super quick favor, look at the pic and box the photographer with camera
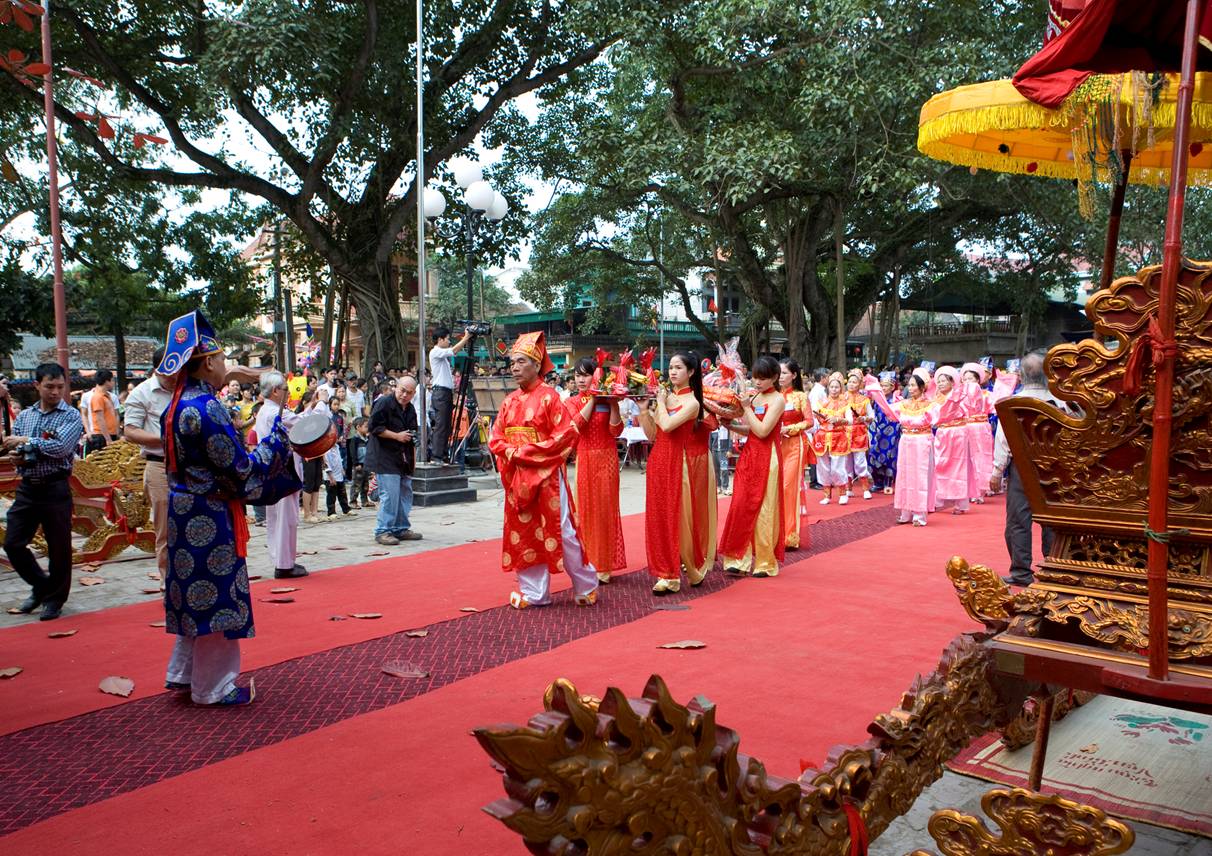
[3,363,84,621]
[427,325,472,463]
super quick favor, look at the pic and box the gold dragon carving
[0,440,155,565]
[904,788,1134,856]
[1000,260,1212,525]
[475,633,1029,855]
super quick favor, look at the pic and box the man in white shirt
[345,376,366,417]
[808,367,828,410]
[991,351,1059,587]
[255,371,306,579]
[427,325,471,463]
[122,347,173,580]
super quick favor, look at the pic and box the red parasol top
[1015,0,1212,107]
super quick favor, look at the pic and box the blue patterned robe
[868,398,901,488]
[164,377,302,639]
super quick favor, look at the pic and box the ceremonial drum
[288,412,337,460]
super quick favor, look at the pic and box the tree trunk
[319,267,337,369]
[113,325,126,390]
[334,276,350,369]
[347,263,408,375]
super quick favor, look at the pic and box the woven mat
[948,694,1212,836]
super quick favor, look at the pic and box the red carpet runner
[0,505,897,836]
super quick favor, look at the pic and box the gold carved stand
[0,440,156,566]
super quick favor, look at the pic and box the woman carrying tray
[564,356,626,584]
[639,352,717,595]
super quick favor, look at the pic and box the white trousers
[266,493,299,570]
[165,634,241,704]
[516,472,599,604]
[847,450,870,480]
[817,454,849,487]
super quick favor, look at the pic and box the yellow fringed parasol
[918,72,1212,194]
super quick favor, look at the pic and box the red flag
[708,298,718,313]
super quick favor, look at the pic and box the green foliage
[0,0,651,368]
[514,0,1212,366]
[0,254,54,356]
[427,253,515,325]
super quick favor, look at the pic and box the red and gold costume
[779,389,814,549]
[645,389,718,583]
[564,393,626,576]
[488,332,599,609]
[846,391,872,452]
[811,397,851,458]
[719,398,785,575]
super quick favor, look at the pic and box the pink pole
[40,0,69,374]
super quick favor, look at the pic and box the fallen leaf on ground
[381,661,428,679]
[261,596,295,604]
[459,607,479,613]
[79,576,105,586]
[365,551,390,557]
[0,667,22,678]
[80,562,101,571]
[329,615,347,621]
[350,612,382,619]
[141,588,161,595]
[6,607,24,615]
[47,629,78,638]
[270,586,299,594]
[99,675,135,697]
[149,621,166,628]
[404,629,429,638]
[298,550,318,555]
[328,545,348,551]
[247,575,262,580]
[1080,743,1099,753]
[146,572,160,580]
[658,640,707,649]
[651,604,691,611]
[440,521,455,525]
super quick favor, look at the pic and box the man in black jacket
[367,376,422,545]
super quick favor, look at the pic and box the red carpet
[0,494,1020,854]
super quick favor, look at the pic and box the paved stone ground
[872,770,1212,855]
[3,463,1206,853]
[0,464,651,626]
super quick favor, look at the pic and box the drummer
[158,310,302,705]
[255,371,308,579]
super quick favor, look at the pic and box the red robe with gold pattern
[564,394,627,574]
[488,379,583,574]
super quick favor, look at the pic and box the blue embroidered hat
[878,370,896,383]
[156,310,222,376]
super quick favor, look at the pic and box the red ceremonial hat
[511,331,555,375]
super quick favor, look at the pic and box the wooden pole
[1027,691,1056,792]
[1146,0,1202,681]
[834,204,845,370]
[40,2,69,374]
[1099,149,1134,291]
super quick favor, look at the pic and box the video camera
[457,320,493,337]
[16,442,38,466]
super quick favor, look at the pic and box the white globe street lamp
[487,191,508,221]
[464,180,494,211]
[452,160,483,189]
[423,187,447,219]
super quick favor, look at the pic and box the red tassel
[229,500,249,559]
[1122,317,1175,396]
[842,804,869,856]
[162,378,187,475]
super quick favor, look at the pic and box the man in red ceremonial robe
[488,332,600,609]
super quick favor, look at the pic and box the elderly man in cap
[488,332,599,609]
[157,311,301,706]
[254,370,307,578]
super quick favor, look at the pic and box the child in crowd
[347,417,373,509]
[323,436,354,519]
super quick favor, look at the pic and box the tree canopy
[0,0,652,372]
